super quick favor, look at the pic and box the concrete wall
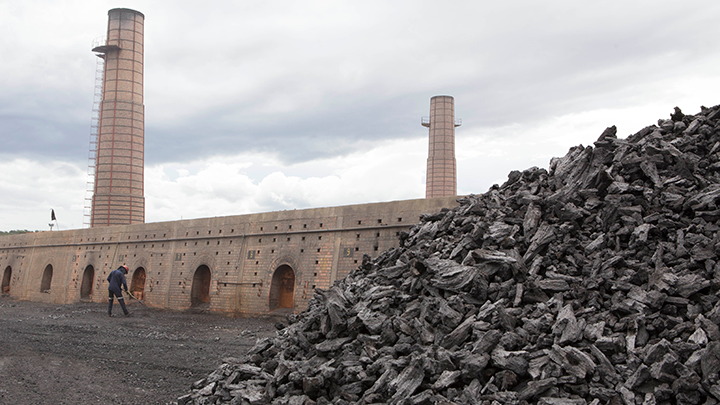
[0,197,457,315]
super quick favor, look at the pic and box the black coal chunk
[180,103,720,404]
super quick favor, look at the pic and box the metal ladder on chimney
[83,47,105,228]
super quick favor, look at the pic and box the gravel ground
[0,296,278,405]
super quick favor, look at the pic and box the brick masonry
[92,8,145,227]
[0,11,465,317]
[423,95,459,198]
[0,197,457,316]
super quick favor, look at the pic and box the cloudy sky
[1,0,719,231]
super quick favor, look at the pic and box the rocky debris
[178,104,720,404]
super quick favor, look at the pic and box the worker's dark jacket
[107,269,128,294]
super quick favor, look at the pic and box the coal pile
[178,104,720,405]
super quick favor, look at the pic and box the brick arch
[267,255,300,312]
[2,266,11,294]
[126,255,150,298]
[130,267,146,299]
[127,255,150,275]
[191,265,212,307]
[80,265,95,299]
[185,253,216,308]
[40,263,53,293]
[186,253,217,276]
[77,257,99,287]
[269,265,295,311]
[267,255,300,277]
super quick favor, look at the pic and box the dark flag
[51,209,56,221]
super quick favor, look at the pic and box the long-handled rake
[126,290,147,306]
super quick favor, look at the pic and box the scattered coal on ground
[178,104,720,405]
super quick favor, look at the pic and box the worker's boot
[108,298,113,316]
[118,296,129,316]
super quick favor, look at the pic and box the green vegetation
[0,230,36,236]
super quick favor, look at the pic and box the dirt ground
[0,296,279,405]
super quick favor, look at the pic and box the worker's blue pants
[108,290,129,316]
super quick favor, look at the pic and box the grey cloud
[145,92,432,164]
[3,1,720,169]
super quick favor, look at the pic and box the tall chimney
[91,8,145,226]
[422,95,460,198]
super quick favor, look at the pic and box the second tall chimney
[422,95,460,198]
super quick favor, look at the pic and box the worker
[107,265,130,316]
